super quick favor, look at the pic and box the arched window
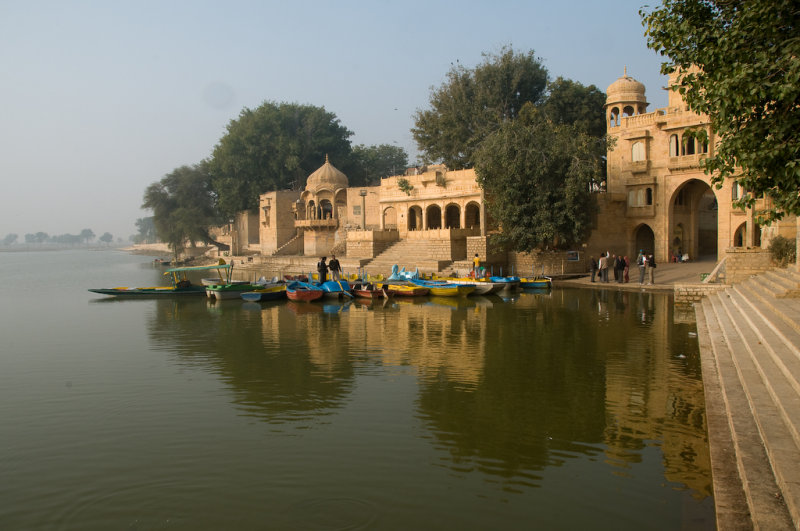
[609,107,620,128]
[669,135,679,157]
[682,136,695,156]
[623,105,635,117]
[631,141,645,162]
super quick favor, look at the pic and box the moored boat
[378,283,429,297]
[489,276,520,292]
[351,282,389,299]
[88,263,232,298]
[519,276,552,290]
[286,281,324,302]
[411,279,475,297]
[318,280,354,299]
[240,284,287,302]
[446,278,504,295]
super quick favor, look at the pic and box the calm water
[0,250,714,530]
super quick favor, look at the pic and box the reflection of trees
[146,299,354,423]
[416,290,607,483]
[416,289,711,498]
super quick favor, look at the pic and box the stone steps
[363,239,453,275]
[695,267,800,529]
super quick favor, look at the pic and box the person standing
[599,253,608,283]
[328,254,342,281]
[589,255,598,282]
[637,250,646,285]
[615,255,625,283]
[472,254,481,278]
[622,256,631,284]
[647,254,657,285]
[317,256,328,284]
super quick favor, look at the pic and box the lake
[0,249,714,529]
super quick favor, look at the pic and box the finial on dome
[624,66,627,77]
[325,153,329,164]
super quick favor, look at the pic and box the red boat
[286,281,324,302]
[352,282,389,299]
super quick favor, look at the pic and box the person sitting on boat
[328,254,342,282]
[317,257,328,283]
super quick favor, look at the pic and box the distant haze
[0,1,667,241]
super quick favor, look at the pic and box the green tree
[142,163,221,260]
[641,0,800,221]
[2,233,18,246]
[134,216,157,244]
[208,102,354,218]
[80,228,95,244]
[351,144,409,185]
[474,104,605,252]
[412,46,549,169]
[99,232,113,245]
[35,232,48,244]
[540,77,607,139]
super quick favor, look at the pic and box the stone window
[669,135,679,157]
[631,141,645,162]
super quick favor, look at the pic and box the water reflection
[144,288,710,500]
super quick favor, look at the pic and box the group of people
[316,254,342,283]
[589,250,656,285]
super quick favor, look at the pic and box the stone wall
[508,250,587,276]
[674,283,728,306]
[723,248,773,283]
[346,230,399,259]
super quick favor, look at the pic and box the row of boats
[88,264,552,301]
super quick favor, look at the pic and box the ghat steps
[362,239,454,276]
[694,267,800,530]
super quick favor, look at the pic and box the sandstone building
[221,69,794,276]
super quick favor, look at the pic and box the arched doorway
[383,206,397,230]
[444,204,460,229]
[733,222,746,247]
[670,179,718,261]
[426,205,442,230]
[634,224,655,255]
[465,202,480,229]
[407,206,422,231]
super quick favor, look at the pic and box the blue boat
[318,280,354,299]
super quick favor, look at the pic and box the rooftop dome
[606,68,647,105]
[305,155,349,193]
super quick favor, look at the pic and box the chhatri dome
[305,154,349,193]
[606,67,647,107]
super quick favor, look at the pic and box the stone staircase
[694,267,800,530]
[362,239,454,276]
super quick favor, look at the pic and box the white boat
[445,278,505,295]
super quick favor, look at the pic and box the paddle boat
[351,282,389,299]
[519,276,552,290]
[378,283,430,297]
[410,279,475,297]
[489,276,520,292]
[318,280,354,300]
[88,264,231,297]
[240,284,287,302]
[286,281,324,302]
[445,278,505,295]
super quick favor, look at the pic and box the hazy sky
[1,0,669,241]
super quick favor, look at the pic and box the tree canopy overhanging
[641,0,800,221]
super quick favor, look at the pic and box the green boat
[89,264,233,297]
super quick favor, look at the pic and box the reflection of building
[587,69,796,264]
